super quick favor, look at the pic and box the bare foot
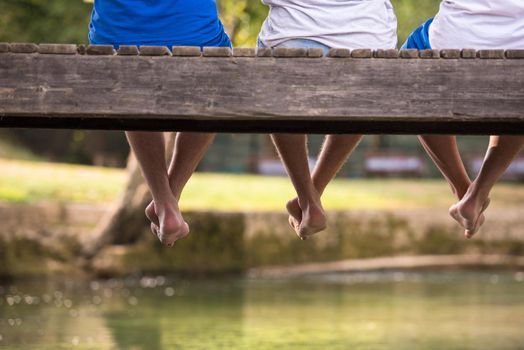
[149,202,189,246]
[449,197,490,238]
[145,201,159,226]
[296,197,327,239]
[286,198,302,236]
[286,197,327,239]
[465,213,485,239]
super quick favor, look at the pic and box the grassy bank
[1,158,523,210]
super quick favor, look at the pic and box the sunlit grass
[1,158,523,210]
[0,158,125,204]
[182,174,455,211]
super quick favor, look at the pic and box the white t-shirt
[430,0,524,49]
[258,0,398,49]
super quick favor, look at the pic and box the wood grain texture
[351,49,373,58]
[117,45,139,56]
[172,46,201,57]
[478,50,505,59]
[506,50,524,59]
[38,44,77,55]
[233,48,256,57]
[399,49,418,59]
[139,46,171,56]
[441,49,461,59]
[0,54,523,134]
[203,47,231,57]
[86,45,115,55]
[327,48,350,58]
[374,49,399,59]
[307,48,324,58]
[256,48,272,57]
[461,49,477,59]
[419,49,440,59]
[273,48,307,58]
[0,43,10,53]
[9,43,38,53]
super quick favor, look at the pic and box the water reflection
[1,271,524,349]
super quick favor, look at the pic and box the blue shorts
[401,18,433,50]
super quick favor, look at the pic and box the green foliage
[0,0,92,43]
[218,0,268,46]
[392,0,440,44]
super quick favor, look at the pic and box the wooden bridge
[1,43,523,135]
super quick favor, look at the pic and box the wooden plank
[203,47,231,57]
[399,49,418,59]
[419,49,440,59]
[38,44,78,55]
[441,49,461,59]
[461,49,477,59]
[0,54,523,134]
[0,43,10,53]
[233,48,256,57]
[256,48,272,57]
[273,48,307,58]
[327,48,349,58]
[478,50,505,59]
[9,43,38,53]
[327,48,350,58]
[117,45,139,56]
[86,45,115,55]
[140,46,171,56]
[506,50,524,59]
[307,48,324,58]
[351,49,373,58]
[172,46,201,57]
[374,49,399,59]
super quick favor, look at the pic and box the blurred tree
[218,0,268,46]
[0,0,91,43]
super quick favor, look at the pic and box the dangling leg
[287,135,363,230]
[417,134,492,237]
[418,135,471,199]
[271,133,326,239]
[146,132,215,238]
[450,135,524,237]
[126,131,188,246]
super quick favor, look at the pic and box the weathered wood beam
[1,44,523,135]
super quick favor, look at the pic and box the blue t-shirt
[88,0,231,47]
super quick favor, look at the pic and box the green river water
[1,270,524,349]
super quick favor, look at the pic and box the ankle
[451,181,471,200]
[462,184,489,207]
[298,193,320,208]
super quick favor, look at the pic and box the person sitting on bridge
[402,0,524,237]
[257,0,398,239]
[89,0,231,246]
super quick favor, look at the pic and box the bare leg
[418,135,471,199]
[126,131,188,246]
[146,132,215,229]
[450,135,524,237]
[271,133,326,239]
[287,135,363,229]
[418,135,491,237]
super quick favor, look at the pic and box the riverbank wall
[1,202,523,279]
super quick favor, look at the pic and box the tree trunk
[82,133,175,258]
